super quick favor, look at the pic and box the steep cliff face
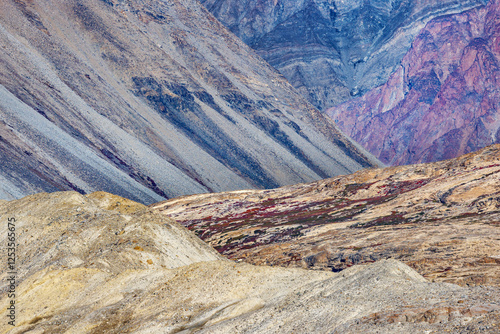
[200,0,487,110]
[0,0,378,204]
[328,0,500,165]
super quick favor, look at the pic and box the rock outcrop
[154,144,500,287]
[328,0,500,165]
[0,0,378,204]
[200,0,487,110]
[1,191,499,333]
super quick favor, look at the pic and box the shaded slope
[0,0,378,204]
[328,0,500,165]
[0,191,498,333]
[154,144,500,287]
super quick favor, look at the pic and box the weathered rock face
[1,191,499,333]
[154,144,500,287]
[328,0,500,166]
[0,0,378,204]
[200,0,487,110]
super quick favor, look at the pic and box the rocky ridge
[200,0,487,110]
[328,0,500,165]
[154,144,500,287]
[0,0,377,204]
[1,191,499,333]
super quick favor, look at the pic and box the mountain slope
[200,0,487,110]
[154,144,500,287]
[328,0,500,165]
[1,191,499,333]
[0,0,378,204]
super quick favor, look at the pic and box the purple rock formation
[200,0,487,110]
[328,0,500,165]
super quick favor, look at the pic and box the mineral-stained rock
[200,0,487,110]
[328,0,500,166]
[0,0,378,204]
[1,191,499,333]
[154,144,500,287]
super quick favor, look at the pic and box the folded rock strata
[328,0,500,165]
[200,0,487,110]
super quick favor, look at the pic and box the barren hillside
[1,191,499,333]
[154,144,500,287]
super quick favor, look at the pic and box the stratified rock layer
[201,0,487,110]
[154,144,500,287]
[0,0,377,204]
[1,191,499,333]
[328,0,500,165]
